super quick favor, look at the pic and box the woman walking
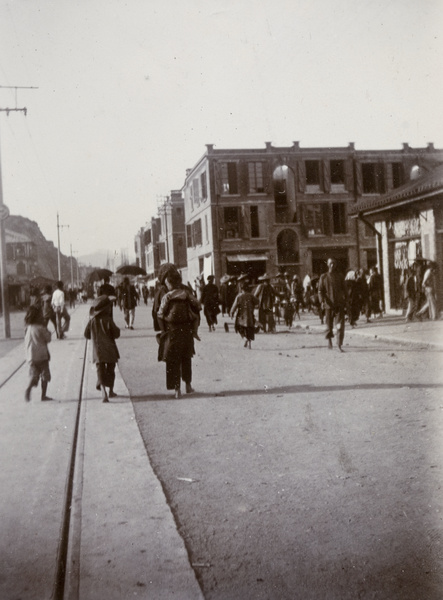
[157,269,201,398]
[230,279,259,349]
[84,295,120,403]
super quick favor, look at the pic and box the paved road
[1,303,442,599]
[116,305,443,600]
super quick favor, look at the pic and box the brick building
[182,142,443,286]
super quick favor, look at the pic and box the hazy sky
[0,0,442,262]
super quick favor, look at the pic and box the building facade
[182,142,443,286]
[157,191,187,279]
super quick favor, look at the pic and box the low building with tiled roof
[350,162,443,314]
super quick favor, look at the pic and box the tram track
[52,338,88,600]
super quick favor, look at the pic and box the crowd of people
[22,259,439,403]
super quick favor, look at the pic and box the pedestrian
[152,263,181,331]
[142,284,148,305]
[368,266,383,319]
[201,275,220,331]
[282,298,295,328]
[230,278,259,349]
[345,270,360,327]
[68,287,77,309]
[157,269,201,398]
[120,276,139,329]
[51,280,71,339]
[254,274,277,333]
[318,258,348,351]
[99,275,116,300]
[24,305,52,402]
[84,295,120,403]
[291,275,304,320]
[404,262,420,322]
[416,261,439,320]
[355,269,370,323]
[41,285,57,333]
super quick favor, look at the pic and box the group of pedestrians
[23,259,440,404]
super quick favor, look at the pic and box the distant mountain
[77,250,112,269]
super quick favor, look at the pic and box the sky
[0,0,442,265]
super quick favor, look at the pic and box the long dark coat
[84,316,120,363]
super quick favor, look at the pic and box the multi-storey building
[142,216,161,282]
[182,142,443,286]
[157,190,187,280]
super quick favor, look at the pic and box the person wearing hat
[201,275,220,332]
[157,269,201,398]
[254,274,277,333]
[84,295,120,402]
[230,278,259,349]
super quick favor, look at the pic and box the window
[362,163,385,194]
[223,206,240,238]
[330,160,345,184]
[305,161,320,185]
[6,244,13,260]
[200,172,208,199]
[17,262,26,276]
[193,219,202,246]
[143,229,151,245]
[304,204,325,235]
[392,163,403,188]
[250,206,259,238]
[332,203,347,234]
[158,242,166,261]
[248,162,266,193]
[221,162,238,194]
[186,224,193,248]
[192,178,201,205]
[205,215,209,242]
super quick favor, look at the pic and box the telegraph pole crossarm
[0,85,38,338]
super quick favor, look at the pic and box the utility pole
[56,212,69,280]
[70,244,74,289]
[0,85,37,338]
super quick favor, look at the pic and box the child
[84,295,120,403]
[24,305,52,402]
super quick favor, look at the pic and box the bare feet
[25,387,31,402]
[175,388,182,399]
[41,396,53,401]
[186,383,194,394]
[109,391,117,398]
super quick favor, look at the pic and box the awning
[226,254,268,262]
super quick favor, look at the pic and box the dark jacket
[84,316,120,363]
[319,271,347,309]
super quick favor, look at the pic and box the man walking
[51,280,71,339]
[318,258,347,351]
[121,277,139,329]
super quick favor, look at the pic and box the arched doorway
[272,165,296,223]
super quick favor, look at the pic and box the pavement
[0,303,442,599]
[0,303,204,600]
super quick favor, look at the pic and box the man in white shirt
[51,281,71,339]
